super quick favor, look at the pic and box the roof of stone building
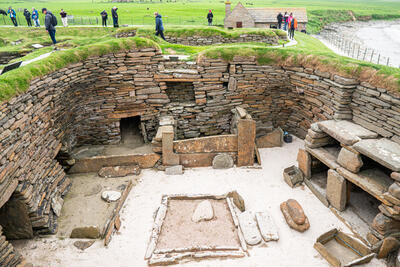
[246,7,308,23]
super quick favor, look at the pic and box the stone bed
[296,119,400,260]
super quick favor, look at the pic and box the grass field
[0,0,400,33]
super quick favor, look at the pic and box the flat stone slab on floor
[238,211,262,246]
[353,138,400,172]
[318,120,378,146]
[255,212,279,242]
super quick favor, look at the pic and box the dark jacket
[45,11,55,31]
[101,11,108,19]
[60,11,67,18]
[277,13,283,22]
[207,12,213,21]
[24,10,31,19]
[112,8,118,19]
[155,14,164,31]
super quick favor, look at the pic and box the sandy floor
[12,137,386,267]
[318,20,400,67]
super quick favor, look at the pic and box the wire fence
[322,31,396,68]
[0,14,224,27]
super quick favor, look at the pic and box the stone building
[224,1,308,31]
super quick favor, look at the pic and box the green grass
[0,36,158,101]
[1,26,400,104]
[0,0,399,33]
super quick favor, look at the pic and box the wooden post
[370,50,375,62]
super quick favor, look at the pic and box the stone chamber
[0,37,400,266]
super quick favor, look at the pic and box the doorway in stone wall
[0,193,33,240]
[120,116,144,147]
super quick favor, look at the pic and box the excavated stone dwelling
[0,41,400,266]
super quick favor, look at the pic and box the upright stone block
[237,119,256,167]
[337,147,363,173]
[326,169,347,211]
[297,149,311,178]
[162,131,179,166]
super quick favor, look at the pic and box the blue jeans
[113,17,118,27]
[48,29,56,44]
[34,19,40,27]
[284,22,288,31]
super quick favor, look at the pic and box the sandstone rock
[192,200,214,223]
[392,172,400,182]
[384,192,400,206]
[280,200,310,232]
[165,165,183,175]
[378,237,400,259]
[212,153,234,169]
[353,138,400,172]
[297,149,311,178]
[286,199,306,225]
[283,165,304,188]
[372,212,400,236]
[51,196,64,217]
[256,128,283,148]
[255,212,279,242]
[228,191,245,212]
[101,191,121,202]
[98,165,140,178]
[326,169,347,211]
[337,147,363,173]
[367,232,380,245]
[74,240,95,251]
[70,226,100,239]
[389,183,400,199]
[307,128,327,139]
[310,123,323,133]
[238,211,262,246]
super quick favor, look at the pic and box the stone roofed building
[224,1,308,31]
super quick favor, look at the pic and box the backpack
[50,12,58,26]
[291,19,295,28]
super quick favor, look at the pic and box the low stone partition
[0,51,24,65]
[297,119,400,259]
[152,109,256,168]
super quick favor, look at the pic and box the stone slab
[255,212,279,242]
[179,153,237,168]
[305,146,341,170]
[154,125,173,142]
[353,138,400,172]
[297,149,311,178]
[238,211,262,246]
[237,119,256,167]
[337,167,393,203]
[326,169,347,211]
[69,153,160,173]
[256,128,283,148]
[162,131,179,166]
[173,135,237,154]
[337,147,363,173]
[318,120,378,146]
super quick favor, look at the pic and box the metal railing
[322,31,396,68]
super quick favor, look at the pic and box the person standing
[32,8,40,27]
[288,15,297,40]
[60,9,68,27]
[277,12,283,29]
[112,7,118,28]
[42,8,57,45]
[154,12,165,40]
[283,12,288,31]
[7,7,17,27]
[24,9,32,27]
[207,10,213,26]
[100,10,108,27]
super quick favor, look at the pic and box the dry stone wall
[1,46,400,242]
[115,29,285,46]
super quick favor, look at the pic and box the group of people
[99,7,119,28]
[277,12,298,40]
[6,6,68,28]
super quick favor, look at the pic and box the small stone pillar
[237,119,256,167]
[162,130,179,166]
